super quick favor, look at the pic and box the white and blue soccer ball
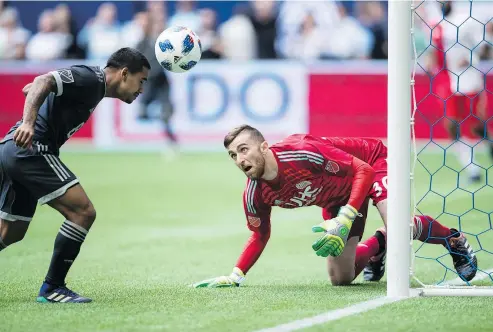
[154,26,202,73]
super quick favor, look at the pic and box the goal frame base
[415,287,493,297]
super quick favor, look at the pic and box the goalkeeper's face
[227,132,267,180]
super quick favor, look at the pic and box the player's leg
[324,200,384,285]
[446,95,482,181]
[158,87,177,144]
[0,142,37,251]
[326,237,359,285]
[373,199,477,281]
[470,91,493,160]
[2,140,94,302]
[0,219,30,249]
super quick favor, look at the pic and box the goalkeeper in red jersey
[193,125,478,288]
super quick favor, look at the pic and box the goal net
[389,0,493,297]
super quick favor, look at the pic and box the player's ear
[121,67,128,81]
[260,141,269,154]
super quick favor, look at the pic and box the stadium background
[1,0,492,151]
[2,2,493,331]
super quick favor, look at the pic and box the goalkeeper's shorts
[368,156,388,206]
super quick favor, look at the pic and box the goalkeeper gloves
[312,204,360,257]
[192,267,245,288]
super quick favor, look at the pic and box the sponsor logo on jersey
[248,216,261,227]
[285,184,323,207]
[296,180,311,190]
[325,160,340,174]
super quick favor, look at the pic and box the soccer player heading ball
[0,47,150,303]
[193,125,478,288]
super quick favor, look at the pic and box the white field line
[254,268,493,332]
[252,295,416,332]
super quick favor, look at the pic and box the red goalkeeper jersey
[237,134,385,274]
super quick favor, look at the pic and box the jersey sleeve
[50,66,104,101]
[235,180,272,274]
[243,180,272,232]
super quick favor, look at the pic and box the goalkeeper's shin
[192,267,245,288]
[312,204,359,257]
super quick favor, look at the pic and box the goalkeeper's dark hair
[224,125,266,148]
[106,47,151,74]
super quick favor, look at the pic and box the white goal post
[387,0,493,298]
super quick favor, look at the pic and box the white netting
[411,0,493,289]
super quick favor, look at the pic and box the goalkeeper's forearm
[192,232,269,288]
[347,157,376,211]
[235,230,270,275]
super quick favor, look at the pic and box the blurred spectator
[218,4,256,61]
[0,7,30,59]
[485,21,493,60]
[276,1,341,59]
[198,8,222,59]
[120,11,147,49]
[25,9,71,61]
[77,2,121,61]
[53,4,85,59]
[324,3,374,59]
[248,0,278,59]
[136,12,177,147]
[356,1,388,59]
[283,12,326,61]
[168,0,201,33]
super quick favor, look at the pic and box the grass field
[1,150,493,332]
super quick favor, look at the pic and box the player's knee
[71,203,96,229]
[328,275,354,286]
[327,268,355,286]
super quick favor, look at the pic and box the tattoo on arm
[22,74,57,126]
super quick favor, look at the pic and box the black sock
[45,220,88,287]
[0,236,6,252]
[374,230,386,255]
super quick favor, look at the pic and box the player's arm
[14,73,57,148]
[193,185,272,288]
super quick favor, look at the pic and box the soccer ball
[154,26,202,73]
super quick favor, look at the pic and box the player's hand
[22,83,33,96]
[192,267,245,288]
[13,123,35,149]
[312,204,360,257]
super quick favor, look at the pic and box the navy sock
[44,220,87,287]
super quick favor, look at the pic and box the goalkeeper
[193,125,478,288]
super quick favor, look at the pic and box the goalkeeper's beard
[246,154,266,180]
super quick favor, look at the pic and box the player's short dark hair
[106,47,151,74]
[223,125,266,148]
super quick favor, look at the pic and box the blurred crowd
[0,0,389,62]
[1,0,492,63]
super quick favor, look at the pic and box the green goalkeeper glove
[192,267,245,288]
[311,204,359,257]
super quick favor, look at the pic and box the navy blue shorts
[0,140,79,222]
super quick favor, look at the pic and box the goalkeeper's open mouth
[244,166,253,174]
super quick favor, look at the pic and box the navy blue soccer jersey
[2,65,106,155]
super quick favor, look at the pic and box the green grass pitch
[1,150,492,332]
